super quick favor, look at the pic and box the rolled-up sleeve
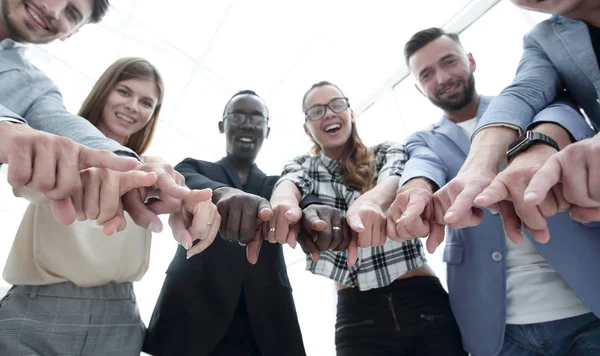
[373,141,407,184]
[528,96,595,142]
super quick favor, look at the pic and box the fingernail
[186,253,193,259]
[184,241,191,250]
[285,210,294,216]
[107,228,116,237]
[357,223,365,230]
[259,208,271,214]
[149,221,162,233]
[524,192,538,202]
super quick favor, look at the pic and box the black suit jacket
[144,157,308,356]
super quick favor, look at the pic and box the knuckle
[12,133,33,147]
[8,170,29,186]
[35,178,55,192]
[589,142,600,156]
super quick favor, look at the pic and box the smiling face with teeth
[303,85,353,160]
[409,35,477,113]
[1,0,93,44]
[219,93,270,161]
[97,78,159,145]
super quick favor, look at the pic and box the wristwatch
[506,131,559,163]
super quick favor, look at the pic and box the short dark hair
[403,27,461,65]
[90,0,110,23]
[222,90,268,117]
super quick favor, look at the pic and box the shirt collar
[318,152,340,175]
[0,38,27,50]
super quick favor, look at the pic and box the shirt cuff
[0,116,26,124]
[471,123,522,142]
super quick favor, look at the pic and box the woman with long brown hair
[0,57,218,356]
[270,81,466,355]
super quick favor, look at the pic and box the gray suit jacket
[0,39,137,159]
[401,96,600,356]
[475,16,600,133]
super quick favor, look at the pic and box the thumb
[119,171,158,196]
[345,212,365,233]
[50,197,76,225]
[246,228,263,265]
[257,199,273,222]
[303,208,326,232]
[183,188,213,212]
[425,222,445,254]
[102,210,127,237]
[347,238,359,268]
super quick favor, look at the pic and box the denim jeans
[499,313,600,355]
[335,276,466,356]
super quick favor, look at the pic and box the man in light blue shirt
[0,0,189,232]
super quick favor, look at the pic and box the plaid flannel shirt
[277,141,426,291]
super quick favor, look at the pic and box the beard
[429,73,476,112]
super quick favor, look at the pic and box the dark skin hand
[213,187,273,264]
[297,205,359,267]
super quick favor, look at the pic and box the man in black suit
[143,90,308,356]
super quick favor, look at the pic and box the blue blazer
[400,96,600,356]
[476,16,600,134]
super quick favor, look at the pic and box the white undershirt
[455,118,589,324]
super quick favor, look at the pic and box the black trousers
[209,291,262,356]
[335,276,466,356]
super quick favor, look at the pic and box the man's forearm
[468,126,519,171]
[401,177,437,194]
[531,123,573,150]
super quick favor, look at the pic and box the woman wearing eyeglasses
[270,81,466,355]
[144,90,310,356]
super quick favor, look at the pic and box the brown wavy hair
[78,57,164,155]
[302,81,374,193]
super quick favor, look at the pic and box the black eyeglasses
[304,97,350,121]
[223,112,269,127]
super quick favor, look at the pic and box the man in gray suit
[431,0,600,240]
[390,27,600,356]
[0,0,190,233]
